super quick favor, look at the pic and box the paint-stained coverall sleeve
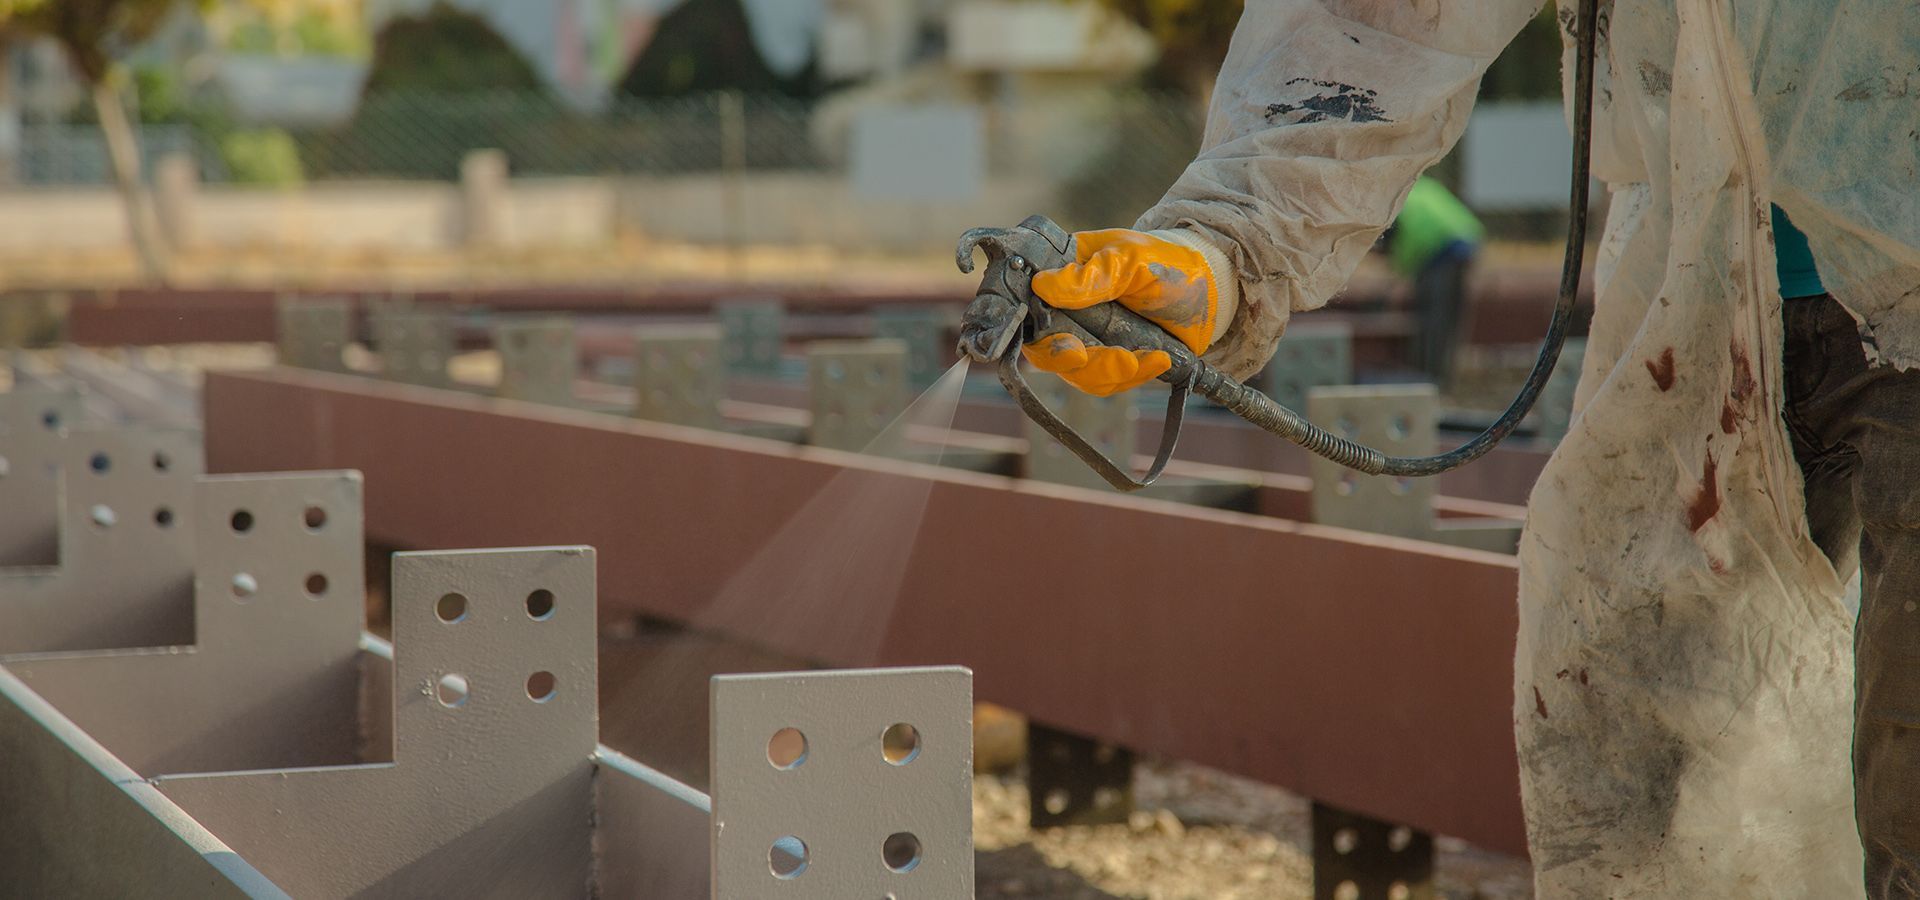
[1136,0,1544,378]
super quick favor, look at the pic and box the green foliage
[1480,6,1563,101]
[616,0,815,99]
[360,1,543,98]
[0,0,209,81]
[220,127,304,185]
[225,9,369,58]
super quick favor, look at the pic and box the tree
[0,0,206,283]
[1097,0,1243,97]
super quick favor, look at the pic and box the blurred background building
[0,0,1571,285]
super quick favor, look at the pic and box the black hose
[1195,0,1598,477]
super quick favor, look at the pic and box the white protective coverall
[1133,0,1920,894]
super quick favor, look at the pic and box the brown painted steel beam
[203,367,1527,855]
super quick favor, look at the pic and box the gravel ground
[974,759,1532,900]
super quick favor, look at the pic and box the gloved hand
[1022,228,1237,396]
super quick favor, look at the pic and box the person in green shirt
[1381,176,1485,384]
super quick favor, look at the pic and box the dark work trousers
[1782,294,1920,898]
[1412,241,1476,386]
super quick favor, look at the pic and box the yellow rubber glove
[1021,228,1237,395]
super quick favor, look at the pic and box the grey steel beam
[0,667,289,898]
[155,547,599,897]
[1262,320,1354,412]
[0,425,202,652]
[2,472,365,775]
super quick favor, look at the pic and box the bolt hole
[1390,477,1413,496]
[89,504,116,528]
[305,573,328,597]
[1388,825,1414,852]
[154,507,174,528]
[436,592,469,623]
[303,505,327,529]
[40,410,59,430]
[1334,881,1361,900]
[768,727,808,770]
[1335,472,1357,496]
[435,673,469,707]
[1092,743,1117,765]
[1387,414,1412,440]
[526,588,555,620]
[89,452,110,474]
[230,509,254,533]
[882,832,922,873]
[1043,788,1069,816]
[231,572,258,600]
[1389,882,1412,900]
[152,451,170,472]
[525,671,557,703]
[769,835,808,879]
[882,722,921,765]
[1333,827,1359,855]
[1093,786,1124,810]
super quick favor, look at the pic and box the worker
[1018,2,1919,896]
[1382,176,1485,384]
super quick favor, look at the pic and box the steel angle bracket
[710,666,974,899]
[154,547,600,898]
[0,386,87,567]
[0,426,203,653]
[1,472,365,776]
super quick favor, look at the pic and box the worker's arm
[1114,0,1544,380]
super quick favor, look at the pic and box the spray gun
[955,0,1597,492]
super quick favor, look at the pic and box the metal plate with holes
[871,306,955,387]
[274,297,352,374]
[632,324,725,429]
[1027,723,1134,828]
[1022,372,1137,491]
[369,309,454,388]
[1262,322,1355,413]
[1533,337,1586,443]
[716,298,786,376]
[2,472,365,776]
[155,547,598,898]
[0,427,202,653]
[711,666,973,899]
[1312,801,1435,900]
[0,387,87,567]
[494,317,577,405]
[806,339,908,453]
[1307,385,1436,541]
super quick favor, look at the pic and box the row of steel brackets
[0,400,976,898]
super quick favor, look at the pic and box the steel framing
[203,365,1530,855]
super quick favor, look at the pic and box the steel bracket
[711,665,974,899]
[806,338,908,453]
[632,323,725,429]
[1263,321,1354,412]
[2,472,365,776]
[0,386,87,567]
[274,297,352,374]
[871,306,957,387]
[1022,372,1137,491]
[1307,385,1436,541]
[153,546,599,897]
[1,425,203,653]
[494,317,578,405]
[370,308,455,388]
[716,298,786,377]
[1312,801,1435,900]
[1027,722,1134,828]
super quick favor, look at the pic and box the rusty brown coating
[202,367,1527,855]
